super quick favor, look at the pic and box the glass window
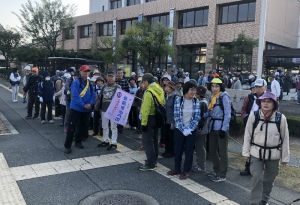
[186,11,195,27]
[238,4,248,22]
[108,23,113,35]
[221,6,228,24]
[160,15,167,27]
[81,25,92,38]
[203,9,208,26]
[195,10,204,27]
[151,16,159,26]
[228,5,238,23]
[248,2,256,21]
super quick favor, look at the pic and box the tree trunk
[5,58,9,69]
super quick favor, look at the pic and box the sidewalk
[0,78,299,205]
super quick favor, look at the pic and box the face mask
[45,77,50,81]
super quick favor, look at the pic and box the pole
[257,0,268,79]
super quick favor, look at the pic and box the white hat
[63,73,71,79]
[24,65,31,71]
[275,72,280,76]
[185,72,189,75]
[131,72,136,76]
[56,70,60,73]
[90,76,98,82]
[93,70,100,74]
[248,75,255,79]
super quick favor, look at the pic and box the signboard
[168,8,175,63]
[104,88,135,126]
[117,64,132,77]
[112,19,117,52]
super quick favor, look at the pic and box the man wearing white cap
[184,72,190,83]
[23,65,31,87]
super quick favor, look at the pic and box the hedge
[230,116,300,137]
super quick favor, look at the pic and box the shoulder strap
[147,90,158,107]
[180,96,183,105]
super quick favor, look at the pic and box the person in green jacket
[139,73,165,171]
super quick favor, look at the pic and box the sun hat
[164,81,176,90]
[256,92,278,111]
[196,85,207,98]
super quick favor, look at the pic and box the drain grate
[94,194,148,205]
[79,190,159,205]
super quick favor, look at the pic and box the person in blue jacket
[64,65,95,154]
[38,71,54,124]
[206,77,231,182]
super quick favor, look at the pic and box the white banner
[168,8,175,63]
[112,19,117,52]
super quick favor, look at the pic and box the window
[65,27,74,40]
[177,45,207,79]
[179,8,209,29]
[127,0,140,6]
[111,0,121,9]
[121,19,137,34]
[99,22,113,36]
[219,2,256,24]
[149,14,169,27]
[80,25,92,38]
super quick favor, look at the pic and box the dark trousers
[117,124,123,132]
[136,107,141,133]
[128,106,137,128]
[245,161,250,170]
[174,128,196,172]
[27,94,40,117]
[61,105,66,125]
[93,111,102,134]
[160,124,165,143]
[40,101,53,121]
[55,98,61,117]
[64,109,90,149]
[142,115,158,167]
[164,124,174,155]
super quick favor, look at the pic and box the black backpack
[218,96,237,124]
[148,91,166,128]
[250,110,283,161]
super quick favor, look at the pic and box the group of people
[11,65,290,205]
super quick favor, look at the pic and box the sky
[0,0,89,29]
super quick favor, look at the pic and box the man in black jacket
[23,67,44,119]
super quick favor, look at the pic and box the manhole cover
[79,190,159,205]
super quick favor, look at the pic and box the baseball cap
[56,70,60,73]
[254,79,267,87]
[107,71,115,76]
[93,70,100,74]
[198,70,203,73]
[80,65,90,72]
[24,65,31,71]
[250,82,256,89]
[248,75,255,79]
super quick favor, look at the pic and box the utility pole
[257,0,267,78]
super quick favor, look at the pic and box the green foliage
[0,29,22,68]
[209,32,258,71]
[117,20,174,72]
[230,116,300,137]
[13,0,76,56]
[14,45,49,64]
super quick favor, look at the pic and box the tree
[13,0,76,56]
[0,29,22,68]
[117,20,174,73]
[209,33,258,72]
[14,45,48,64]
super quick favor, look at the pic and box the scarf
[208,91,222,110]
[79,80,90,97]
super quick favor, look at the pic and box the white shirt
[271,80,281,97]
[182,99,193,127]
[184,76,190,83]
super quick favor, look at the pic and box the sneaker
[64,148,72,154]
[54,117,62,120]
[192,165,205,172]
[48,120,54,124]
[179,172,189,180]
[138,146,144,151]
[211,175,226,182]
[25,116,32,119]
[240,168,251,176]
[41,120,45,124]
[75,142,84,149]
[97,142,109,147]
[207,172,217,178]
[64,128,68,133]
[107,144,117,151]
[139,164,156,171]
[167,169,181,176]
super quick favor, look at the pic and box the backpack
[198,99,208,130]
[54,78,62,91]
[148,90,166,128]
[246,93,255,115]
[250,110,283,161]
[218,96,237,124]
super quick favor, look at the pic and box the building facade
[58,0,300,79]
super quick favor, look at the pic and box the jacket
[232,80,242,90]
[24,75,44,95]
[174,96,200,133]
[99,83,120,112]
[271,79,281,97]
[165,92,176,124]
[38,80,54,102]
[140,83,165,126]
[198,98,209,135]
[55,78,63,99]
[94,85,103,111]
[54,85,66,106]
[208,92,231,131]
[10,73,21,86]
[70,77,96,112]
[242,110,289,162]
[129,84,138,95]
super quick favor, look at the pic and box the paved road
[0,80,299,205]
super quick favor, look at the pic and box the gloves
[183,129,192,136]
[219,130,226,139]
[39,97,43,103]
[139,114,142,120]
[53,96,55,101]
[142,125,147,132]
